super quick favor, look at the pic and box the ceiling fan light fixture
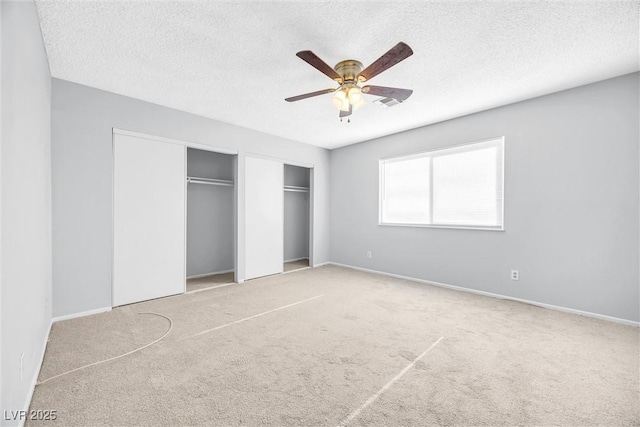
[286,42,414,119]
[332,88,350,110]
[331,89,346,109]
[352,98,365,111]
[348,86,363,105]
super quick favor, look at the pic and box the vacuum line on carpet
[184,294,325,339]
[37,312,173,386]
[338,336,445,427]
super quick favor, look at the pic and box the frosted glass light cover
[348,87,363,105]
[332,89,347,109]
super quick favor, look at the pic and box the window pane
[382,157,430,224]
[432,147,498,226]
[379,137,503,229]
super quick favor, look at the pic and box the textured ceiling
[36,1,639,149]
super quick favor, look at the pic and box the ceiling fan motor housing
[334,60,363,82]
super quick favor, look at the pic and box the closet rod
[284,187,309,193]
[187,178,234,187]
[284,185,309,191]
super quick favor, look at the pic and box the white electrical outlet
[366,251,372,259]
[20,353,24,381]
[511,270,519,281]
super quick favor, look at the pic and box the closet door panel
[113,134,185,306]
[245,156,283,280]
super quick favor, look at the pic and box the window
[379,137,504,230]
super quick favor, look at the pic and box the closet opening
[283,164,311,273]
[186,148,237,292]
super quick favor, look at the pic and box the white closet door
[245,156,283,280]
[113,133,185,306]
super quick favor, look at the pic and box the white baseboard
[284,257,309,263]
[329,262,639,327]
[312,261,331,268]
[186,269,234,280]
[52,306,112,323]
[18,318,52,427]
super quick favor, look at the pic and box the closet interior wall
[284,164,310,263]
[187,148,236,279]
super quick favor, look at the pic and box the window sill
[378,222,504,231]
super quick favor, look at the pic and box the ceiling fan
[285,42,414,121]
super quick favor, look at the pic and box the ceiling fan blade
[285,88,336,102]
[362,85,413,101]
[296,51,343,82]
[339,104,352,118]
[357,42,413,82]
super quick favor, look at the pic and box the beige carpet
[29,265,639,426]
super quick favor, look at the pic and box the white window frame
[378,136,505,231]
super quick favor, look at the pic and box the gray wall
[284,193,310,261]
[330,73,639,322]
[187,149,235,277]
[285,164,311,188]
[284,165,310,261]
[1,0,52,421]
[52,78,331,317]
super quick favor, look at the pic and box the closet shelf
[187,176,234,187]
[284,185,309,193]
